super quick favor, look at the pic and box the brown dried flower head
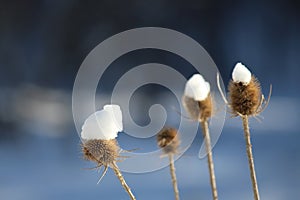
[183,94,213,121]
[82,139,119,167]
[229,76,261,116]
[157,127,180,154]
[183,74,213,122]
[80,105,123,168]
[228,63,266,116]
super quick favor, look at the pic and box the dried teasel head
[80,105,123,166]
[82,139,119,167]
[182,74,213,121]
[80,104,123,182]
[157,127,180,155]
[183,94,213,122]
[228,62,269,116]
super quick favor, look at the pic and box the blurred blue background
[0,0,299,199]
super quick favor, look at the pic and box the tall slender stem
[168,154,180,200]
[111,162,136,200]
[201,120,218,200]
[242,115,260,200]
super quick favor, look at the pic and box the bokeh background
[0,0,299,199]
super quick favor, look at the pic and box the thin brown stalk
[111,162,136,200]
[242,115,260,200]
[200,120,218,200]
[168,154,180,200]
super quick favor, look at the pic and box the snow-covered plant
[217,62,271,200]
[182,74,218,200]
[81,104,136,200]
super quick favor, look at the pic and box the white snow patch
[184,74,210,101]
[81,104,123,140]
[232,62,252,84]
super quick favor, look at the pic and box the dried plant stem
[111,162,136,200]
[200,120,218,200]
[168,154,180,200]
[242,115,260,200]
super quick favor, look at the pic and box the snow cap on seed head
[232,62,252,84]
[184,74,210,101]
[81,104,123,140]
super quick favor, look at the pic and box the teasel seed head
[183,74,213,121]
[229,63,262,116]
[157,127,180,155]
[82,139,119,166]
[80,104,123,167]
